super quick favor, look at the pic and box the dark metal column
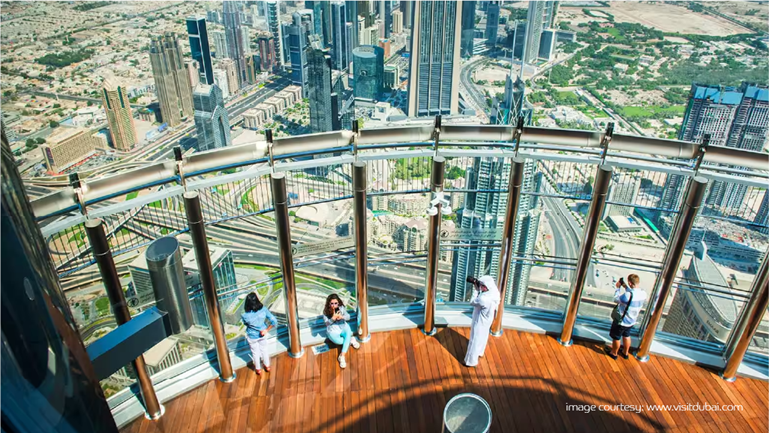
[559,165,613,346]
[84,219,164,419]
[271,172,304,357]
[635,176,708,361]
[353,161,371,343]
[423,156,446,336]
[1,129,119,433]
[183,191,236,381]
[491,156,525,336]
[722,253,769,381]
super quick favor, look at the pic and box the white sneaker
[351,339,361,350]
[338,355,347,369]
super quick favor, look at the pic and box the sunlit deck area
[121,328,768,433]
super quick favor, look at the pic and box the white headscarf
[478,275,501,306]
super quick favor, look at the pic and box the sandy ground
[557,2,753,36]
[605,89,668,107]
[607,2,753,35]
[707,1,769,32]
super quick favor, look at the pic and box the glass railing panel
[656,284,749,353]
[367,154,432,195]
[654,192,767,351]
[284,163,353,206]
[748,309,769,356]
[367,186,430,305]
[194,172,273,222]
[288,195,357,319]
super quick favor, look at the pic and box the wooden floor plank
[119,328,767,433]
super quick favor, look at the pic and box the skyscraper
[449,157,542,305]
[353,45,384,101]
[186,60,201,88]
[222,1,248,88]
[399,0,413,29]
[524,0,546,63]
[346,0,360,50]
[266,0,285,67]
[605,173,640,218]
[378,0,391,38]
[101,78,137,151]
[660,83,769,214]
[460,0,476,59]
[219,59,240,96]
[307,37,338,133]
[408,1,462,117]
[186,16,214,85]
[392,10,403,34]
[183,247,238,327]
[211,30,228,58]
[543,1,560,29]
[257,33,278,73]
[284,13,309,92]
[213,69,230,99]
[192,84,232,152]
[149,33,193,127]
[330,1,349,70]
[485,1,500,47]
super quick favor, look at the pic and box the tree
[49,120,59,128]
[25,138,35,148]
[582,182,593,196]
[35,137,46,144]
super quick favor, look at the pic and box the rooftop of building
[46,126,88,145]
[143,337,179,367]
[182,246,230,271]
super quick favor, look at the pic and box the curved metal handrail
[29,124,769,220]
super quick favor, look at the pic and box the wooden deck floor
[122,328,768,433]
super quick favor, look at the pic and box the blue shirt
[614,286,648,327]
[241,307,278,339]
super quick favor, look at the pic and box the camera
[466,276,480,286]
[619,277,626,287]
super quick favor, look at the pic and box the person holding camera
[241,292,278,375]
[605,274,647,360]
[323,294,360,369]
[464,275,501,367]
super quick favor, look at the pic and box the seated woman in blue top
[241,292,277,375]
[323,294,359,369]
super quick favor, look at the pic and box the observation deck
[6,122,769,433]
[121,327,768,433]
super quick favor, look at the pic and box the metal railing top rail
[30,124,769,220]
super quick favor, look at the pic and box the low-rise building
[41,127,105,174]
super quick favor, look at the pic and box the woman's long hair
[323,293,344,318]
[244,292,263,313]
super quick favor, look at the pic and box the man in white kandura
[464,275,501,368]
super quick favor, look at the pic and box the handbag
[610,289,633,324]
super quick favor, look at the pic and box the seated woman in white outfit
[323,294,360,368]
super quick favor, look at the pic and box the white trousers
[246,335,270,369]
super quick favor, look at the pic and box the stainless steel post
[490,157,525,337]
[270,172,304,357]
[423,156,446,336]
[559,165,613,346]
[84,219,164,420]
[353,161,371,343]
[635,176,708,361]
[721,253,768,381]
[183,192,236,381]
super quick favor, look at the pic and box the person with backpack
[605,274,647,360]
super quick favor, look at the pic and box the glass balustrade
[32,135,768,411]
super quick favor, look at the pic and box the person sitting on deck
[323,294,360,369]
